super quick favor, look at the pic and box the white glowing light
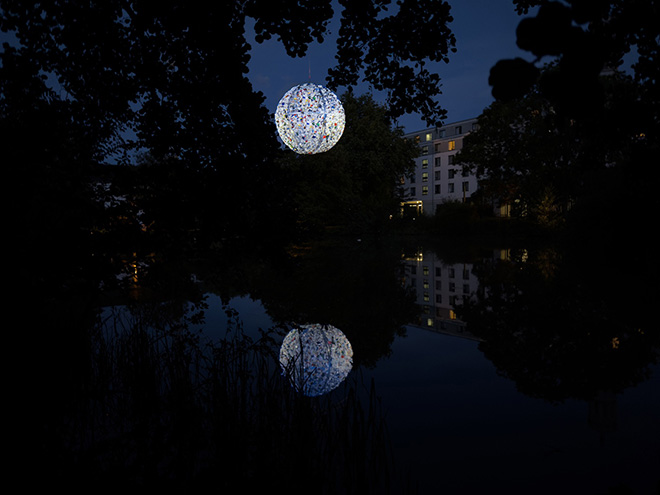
[279,323,354,397]
[275,83,345,154]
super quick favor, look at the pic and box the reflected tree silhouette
[30,249,416,493]
[456,243,659,403]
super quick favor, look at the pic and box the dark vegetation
[4,0,658,491]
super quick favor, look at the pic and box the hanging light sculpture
[275,83,345,154]
[279,323,353,397]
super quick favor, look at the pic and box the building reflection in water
[400,249,498,341]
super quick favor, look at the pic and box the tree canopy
[1,0,456,170]
[459,0,659,227]
[488,0,659,122]
[282,92,418,234]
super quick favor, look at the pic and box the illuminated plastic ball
[279,323,354,397]
[275,83,345,154]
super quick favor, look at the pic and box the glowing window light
[279,323,353,397]
[275,83,345,154]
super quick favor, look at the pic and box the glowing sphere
[275,83,345,154]
[279,323,354,397]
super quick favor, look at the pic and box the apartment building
[401,117,480,216]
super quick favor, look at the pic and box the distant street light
[275,83,345,154]
[279,323,353,397]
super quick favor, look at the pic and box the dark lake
[37,237,659,494]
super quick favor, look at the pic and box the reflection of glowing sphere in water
[275,83,345,154]
[279,324,354,397]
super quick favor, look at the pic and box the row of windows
[410,265,471,279]
[414,285,471,302]
[414,122,477,143]
[409,182,470,195]
[420,155,458,168]
[413,278,472,292]
[420,140,457,155]
[411,168,470,182]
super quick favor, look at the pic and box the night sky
[246,0,537,133]
[0,1,537,133]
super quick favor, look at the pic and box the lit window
[414,135,420,143]
[422,172,428,182]
[423,292,430,302]
[422,186,428,195]
[422,159,428,168]
[421,145,429,154]
[425,133,432,141]
[448,141,456,151]
[423,266,429,275]
[423,279,429,289]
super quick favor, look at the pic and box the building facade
[401,117,480,216]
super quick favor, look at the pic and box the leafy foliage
[329,0,456,126]
[489,0,660,122]
[282,92,418,234]
[1,0,457,163]
[462,0,659,227]
[458,72,655,225]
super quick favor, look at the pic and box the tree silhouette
[1,0,456,167]
[488,0,659,122]
[282,92,418,234]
